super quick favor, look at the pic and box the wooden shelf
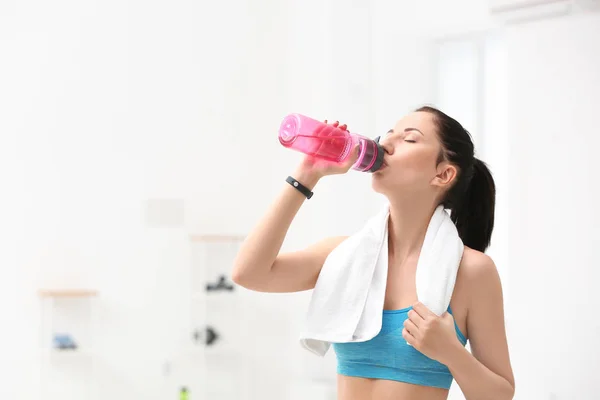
[189,234,245,242]
[38,289,99,298]
[42,349,94,356]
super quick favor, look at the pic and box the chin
[371,171,413,197]
[370,172,387,194]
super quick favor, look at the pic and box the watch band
[286,176,314,199]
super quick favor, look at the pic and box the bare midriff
[337,375,451,400]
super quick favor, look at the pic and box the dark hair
[416,106,496,252]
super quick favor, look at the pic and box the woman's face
[372,111,449,197]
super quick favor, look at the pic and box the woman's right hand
[296,120,361,180]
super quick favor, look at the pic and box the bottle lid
[367,143,385,172]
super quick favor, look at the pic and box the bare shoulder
[450,248,497,326]
[458,246,503,304]
[459,247,499,280]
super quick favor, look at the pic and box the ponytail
[450,158,496,252]
[415,106,496,252]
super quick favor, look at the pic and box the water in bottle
[278,113,384,173]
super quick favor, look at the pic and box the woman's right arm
[231,121,357,293]
[231,166,347,293]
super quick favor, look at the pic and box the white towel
[299,204,464,357]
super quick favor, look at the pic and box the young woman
[232,106,515,400]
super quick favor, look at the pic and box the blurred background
[1,0,599,399]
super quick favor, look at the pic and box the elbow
[230,262,265,290]
[498,379,515,400]
[230,264,247,286]
[230,252,248,286]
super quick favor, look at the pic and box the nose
[375,136,393,155]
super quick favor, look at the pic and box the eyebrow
[387,128,425,136]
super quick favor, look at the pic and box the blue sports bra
[332,305,467,389]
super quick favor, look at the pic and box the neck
[387,195,438,262]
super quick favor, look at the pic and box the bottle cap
[367,143,385,172]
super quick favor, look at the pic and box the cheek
[397,148,435,172]
[388,149,437,185]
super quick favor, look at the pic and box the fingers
[343,143,360,168]
[412,302,436,320]
[407,309,424,328]
[331,143,360,173]
[402,328,416,346]
[403,318,420,339]
[323,120,349,131]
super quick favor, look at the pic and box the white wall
[0,0,438,399]
[505,12,600,400]
[435,30,510,400]
[436,13,600,398]
[1,0,208,398]
[10,1,598,399]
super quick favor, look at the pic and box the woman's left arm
[403,253,515,400]
[446,255,515,400]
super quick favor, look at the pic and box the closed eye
[386,129,417,144]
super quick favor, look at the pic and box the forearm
[446,345,515,400]
[231,167,321,282]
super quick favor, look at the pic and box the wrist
[442,340,469,369]
[291,167,322,190]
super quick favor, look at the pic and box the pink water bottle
[278,113,385,173]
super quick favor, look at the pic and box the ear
[431,162,457,189]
